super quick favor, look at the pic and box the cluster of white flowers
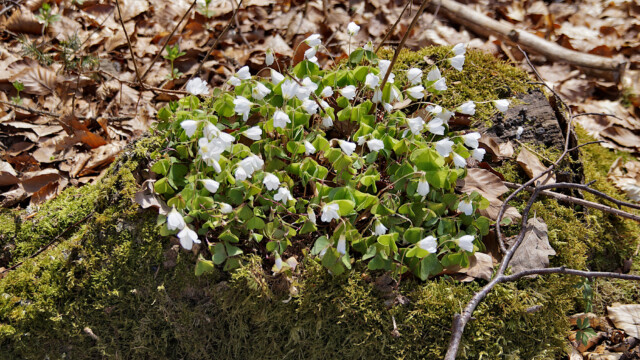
[171,29,513,266]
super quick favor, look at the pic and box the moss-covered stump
[1,48,639,359]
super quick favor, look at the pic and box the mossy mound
[0,48,638,359]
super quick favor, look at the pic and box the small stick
[379,0,430,92]
[185,0,244,87]
[504,181,640,222]
[114,0,142,86]
[501,266,640,283]
[140,0,198,81]
[375,0,411,53]
[0,100,133,121]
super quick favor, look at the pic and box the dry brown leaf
[30,177,68,205]
[0,184,28,207]
[79,141,126,176]
[516,147,556,185]
[2,6,44,34]
[21,168,63,194]
[0,161,19,186]
[479,200,522,223]
[119,0,150,21]
[135,180,170,215]
[443,252,494,282]
[479,135,514,159]
[608,157,640,202]
[607,304,640,339]
[9,65,58,96]
[506,217,556,276]
[459,168,508,201]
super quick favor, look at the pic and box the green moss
[379,46,532,126]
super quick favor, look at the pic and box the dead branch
[502,266,640,283]
[114,0,142,85]
[140,0,198,82]
[0,100,133,121]
[429,0,626,76]
[504,181,640,223]
[379,0,430,92]
[185,0,245,87]
[375,1,411,53]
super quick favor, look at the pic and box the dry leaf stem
[0,99,133,121]
[114,0,142,86]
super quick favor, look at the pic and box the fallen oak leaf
[516,147,555,185]
[607,304,640,339]
[0,161,19,186]
[506,217,556,276]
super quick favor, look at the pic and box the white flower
[322,116,333,128]
[457,235,474,252]
[265,48,274,66]
[273,187,294,203]
[308,208,317,224]
[167,207,186,231]
[457,101,476,115]
[390,86,401,102]
[338,140,356,156]
[364,41,374,51]
[201,179,220,193]
[271,69,285,85]
[426,67,441,81]
[516,126,524,139]
[417,179,430,197]
[302,77,318,92]
[252,82,271,100]
[178,226,200,250]
[428,105,454,122]
[462,132,481,149]
[186,77,209,96]
[239,155,264,175]
[302,99,319,114]
[372,88,382,103]
[235,166,248,181]
[452,42,466,56]
[304,34,322,47]
[228,76,241,86]
[274,253,283,271]
[320,86,333,98]
[493,99,510,113]
[417,236,438,253]
[449,55,465,71]
[181,120,199,137]
[458,200,473,216]
[273,110,291,129]
[243,126,262,141]
[379,60,391,77]
[236,66,251,80]
[340,85,356,100]
[308,56,319,65]
[304,140,316,155]
[233,96,252,121]
[374,221,388,236]
[336,234,347,255]
[435,138,454,157]
[407,117,424,135]
[281,79,298,100]
[365,73,380,89]
[263,173,280,191]
[406,85,425,99]
[220,202,233,214]
[367,139,384,152]
[407,68,423,85]
[347,21,360,36]
[321,203,340,222]
[433,78,447,91]
[452,152,467,168]
[427,118,445,135]
[382,102,393,112]
[304,46,317,60]
[472,148,486,161]
[211,159,222,173]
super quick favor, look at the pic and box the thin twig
[504,182,640,222]
[502,266,640,282]
[185,0,244,87]
[375,0,411,53]
[140,0,198,82]
[379,0,430,92]
[0,211,95,274]
[114,0,142,86]
[0,100,133,121]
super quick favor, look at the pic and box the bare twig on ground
[504,182,640,222]
[114,0,142,86]
[429,0,626,75]
[140,0,198,82]
[375,0,411,53]
[185,0,245,87]
[379,0,430,92]
[0,100,133,121]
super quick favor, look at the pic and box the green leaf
[329,199,356,216]
[195,258,215,276]
[411,148,445,171]
[321,248,345,275]
[419,254,443,280]
[225,242,243,257]
[212,243,227,265]
[312,236,331,255]
[300,220,317,235]
[151,159,171,176]
[154,177,174,195]
[247,216,266,230]
[167,164,188,188]
[349,49,364,65]
[219,229,239,243]
[403,227,423,244]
